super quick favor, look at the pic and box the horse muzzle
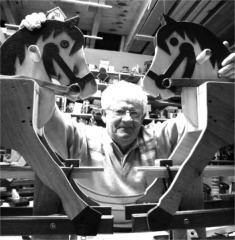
[68,72,95,95]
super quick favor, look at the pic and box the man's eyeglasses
[108,109,142,119]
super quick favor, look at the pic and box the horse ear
[65,16,80,27]
[163,14,177,25]
[28,45,41,63]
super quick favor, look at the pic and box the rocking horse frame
[0,76,234,238]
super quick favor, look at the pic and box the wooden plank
[89,0,104,48]
[125,204,156,220]
[1,0,17,24]
[0,165,103,179]
[137,166,234,178]
[0,215,113,235]
[141,0,200,55]
[173,176,205,239]
[1,165,233,179]
[126,197,235,220]
[170,0,199,21]
[192,0,222,24]
[202,1,234,38]
[132,208,235,232]
[200,1,228,25]
[186,0,214,22]
[1,206,112,216]
[132,0,176,54]
[123,0,157,52]
[146,82,234,231]
[0,78,102,235]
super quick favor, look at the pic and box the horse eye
[169,37,179,46]
[60,40,69,48]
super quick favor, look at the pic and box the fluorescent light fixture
[58,0,112,8]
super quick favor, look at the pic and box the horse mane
[0,16,84,75]
[156,16,229,69]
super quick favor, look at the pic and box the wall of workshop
[84,48,153,74]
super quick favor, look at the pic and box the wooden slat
[131,0,176,54]
[146,82,234,232]
[1,0,17,24]
[192,0,222,24]
[1,165,233,179]
[123,0,156,52]
[141,0,199,55]
[170,0,199,21]
[89,0,104,48]
[1,206,112,216]
[185,0,214,22]
[0,165,103,179]
[136,166,234,178]
[125,200,235,220]
[131,208,235,232]
[202,1,234,39]
[200,0,227,25]
[1,215,113,235]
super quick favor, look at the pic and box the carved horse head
[142,15,230,99]
[0,16,97,100]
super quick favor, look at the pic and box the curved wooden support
[146,82,234,231]
[0,77,101,236]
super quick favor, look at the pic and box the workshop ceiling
[1,0,234,55]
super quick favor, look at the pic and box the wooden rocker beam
[0,215,114,235]
[131,208,234,232]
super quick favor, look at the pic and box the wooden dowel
[135,34,155,42]
[196,49,212,64]
[136,165,234,178]
[0,165,103,179]
[1,165,233,179]
[162,78,234,88]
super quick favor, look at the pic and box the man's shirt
[45,110,186,227]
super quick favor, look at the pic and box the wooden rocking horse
[0,13,234,238]
[131,15,234,238]
[0,16,105,236]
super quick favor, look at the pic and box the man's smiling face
[104,100,144,150]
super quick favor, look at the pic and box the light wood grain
[145,82,234,232]
[0,78,100,224]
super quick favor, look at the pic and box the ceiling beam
[123,0,156,52]
[1,0,17,24]
[140,0,178,55]
[170,0,199,21]
[191,0,221,24]
[89,0,104,48]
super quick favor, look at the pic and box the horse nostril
[73,65,79,75]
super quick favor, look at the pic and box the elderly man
[20,12,234,237]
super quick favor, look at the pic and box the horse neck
[15,60,51,82]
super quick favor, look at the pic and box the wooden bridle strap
[146,42,196,91]
[43,43,94,91]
